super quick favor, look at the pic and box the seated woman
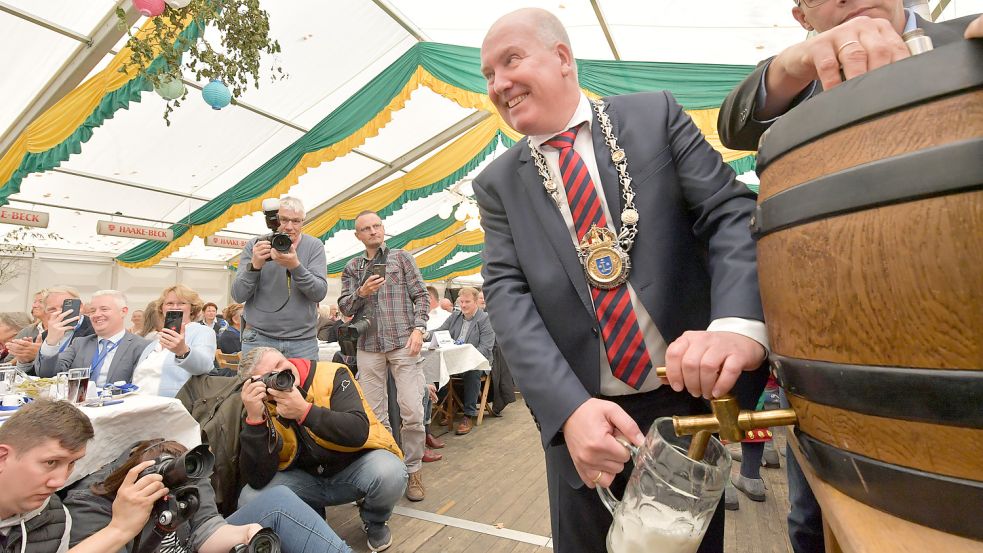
[64,439,352,553]
[135,285,216,397]
[217,303,243,355]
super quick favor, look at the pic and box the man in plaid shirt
[339,210,430,502]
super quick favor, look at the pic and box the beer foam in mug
[607,508,701,553]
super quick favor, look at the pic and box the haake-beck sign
[0,206,49,228]
[205,235,248,249]
[97,221,173,241]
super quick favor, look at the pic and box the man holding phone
[338,210,430,502]
[17,286,95,375]
[37,290,149,386]
[232,197,328,359]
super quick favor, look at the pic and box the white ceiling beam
[370,0,429,41]
[0,2,140,160]
[590,0,621,60]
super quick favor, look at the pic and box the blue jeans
[241,328,319,359]
[238,449,407,524]
[780,389,825,553]
[459,369,483,417]
[226,485,352,553]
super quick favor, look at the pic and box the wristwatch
[414,326,426,334]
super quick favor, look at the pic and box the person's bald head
[481,8,581,136]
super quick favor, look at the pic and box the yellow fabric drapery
[412,229,484,268]
[0,16,192,188]
[302,116,501,239]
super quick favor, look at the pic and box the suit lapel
[518,144,595,317]
[591,100,623,235]
[916,14,964,44]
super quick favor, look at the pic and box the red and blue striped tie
[544,125,652,389]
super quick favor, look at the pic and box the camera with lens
[261,198,292,253]
[337,315,371,357]
[229,528,282,553]
[139,444,215,532]
[256,370,296,392]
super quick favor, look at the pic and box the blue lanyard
[57,329,75,353]
[91,339,121,373]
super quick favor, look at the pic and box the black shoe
[364,522,392,552]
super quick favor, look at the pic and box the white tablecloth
[70,395,201,485]
[420,343,490,389]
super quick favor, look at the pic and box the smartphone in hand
[370,263,387,280]
[163,310,183,333]
[61,298,82,321]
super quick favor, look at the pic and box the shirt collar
[528,93,594,149]
[101,329,126,343]
[903,8,917,34]
[361,242,388,260]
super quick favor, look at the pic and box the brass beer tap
[655,367,798,461]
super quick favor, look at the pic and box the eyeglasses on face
[277,216,304,225]
[796,0,831,7]
[357,223,384,233]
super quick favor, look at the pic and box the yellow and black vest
[267,361,403,470]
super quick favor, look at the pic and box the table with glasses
[0,393,201,486]
[420,343,490,389]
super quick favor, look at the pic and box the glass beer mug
[598,417,731,553]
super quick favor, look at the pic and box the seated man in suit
[10,286,95,375]
[718,0,981,151]
[38,290,150,389]
[428,287,495,435]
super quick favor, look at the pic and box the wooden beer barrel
[752,39,983,542]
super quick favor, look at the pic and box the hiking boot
[733,474,766,502]
[406,470,425,501]
[364,521,392,552]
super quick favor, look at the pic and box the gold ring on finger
[592,471,604,484]
[836,40,860,56]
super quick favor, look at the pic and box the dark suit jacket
[474,91,763,486]
[38,331,150,384]
[718,13,978,151]
[23,316,95,375]
[433,309,495,361]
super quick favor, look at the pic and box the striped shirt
[338,245,430,353]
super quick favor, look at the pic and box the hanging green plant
[115,0,285,124]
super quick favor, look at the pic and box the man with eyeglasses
[233,196,327,359]
[338,210,430,502]
[718,0,981,150]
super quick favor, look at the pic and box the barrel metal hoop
[755,39,983,171]
[796,431,983,541]
[773,354,983,429]
[751,137,983,238]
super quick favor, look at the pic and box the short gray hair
[239,346,281,376]
[279,197,305,218]
[91,290,128,310]
[43,286,80,302]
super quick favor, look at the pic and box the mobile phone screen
[163,310,183,333]
[62,298,82,321]
[370,263,386,280]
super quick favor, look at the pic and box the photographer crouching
[232,197,327,358]
[236,347,406,552]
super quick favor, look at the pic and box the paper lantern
[437,202,453,220]
[454,205,468,221]
[154,75,186,100]
[202,80,232,110]
[133,0,165,17]
[164,0,192,8]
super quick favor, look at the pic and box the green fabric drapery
[326,214,459,275]
[420,252,484,281]
[115,41,757,266]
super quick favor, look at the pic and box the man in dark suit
[11,286,95,375]
[475,9,768,552]
[38,290,149,387]
[429,287,495,435]
[718,0,981,151]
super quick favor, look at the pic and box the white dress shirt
[528,94,768,395]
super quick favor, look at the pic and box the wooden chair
[435,372,495,431]
[215,351,241,372]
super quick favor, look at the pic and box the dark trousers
[546,386,725,553]
[780,389,825,553]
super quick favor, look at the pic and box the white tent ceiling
[1,0,980,269]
